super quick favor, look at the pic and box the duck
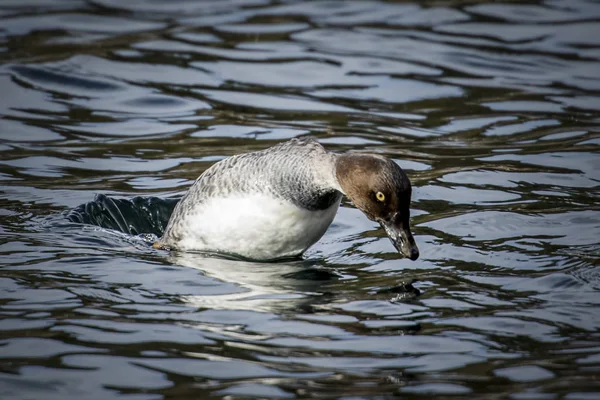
[156,137,419,262]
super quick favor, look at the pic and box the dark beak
[381,217,419,261]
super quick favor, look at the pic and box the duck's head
[336,153,419,261]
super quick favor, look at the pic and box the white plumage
[173,194,340,260]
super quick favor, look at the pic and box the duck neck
[323,153,345,195]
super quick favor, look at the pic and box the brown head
[336,153,419,260]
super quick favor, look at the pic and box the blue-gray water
[1,1,600,398]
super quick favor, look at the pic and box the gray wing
[185,137,329,201]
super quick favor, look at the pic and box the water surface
[1,0,600,398]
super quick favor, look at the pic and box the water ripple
[1,0,599,398]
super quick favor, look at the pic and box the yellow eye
[376,192,385,202]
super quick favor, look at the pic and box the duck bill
[381,219,419,261]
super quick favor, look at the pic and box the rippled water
[2,0,600,398]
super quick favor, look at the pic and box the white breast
[173,194,340,260]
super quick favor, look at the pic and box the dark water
[1,0,600,398]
